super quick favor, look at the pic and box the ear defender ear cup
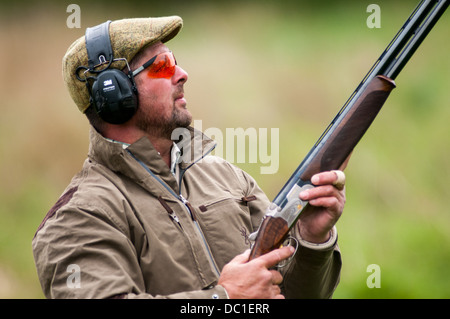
[91,69,138,124]
[84,20,139,125]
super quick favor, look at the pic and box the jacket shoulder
[33,160,129,239]
[34,185,79,238]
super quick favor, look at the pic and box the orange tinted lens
[147,52,176,79]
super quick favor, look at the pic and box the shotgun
[249,0,449,260]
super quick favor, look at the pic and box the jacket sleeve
[32,203,228,299]
[279,225,342,299]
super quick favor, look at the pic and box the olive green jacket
[32,127,341,299]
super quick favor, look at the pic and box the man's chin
[174,110,192,128]
[178,117,192,128]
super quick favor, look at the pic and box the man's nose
[173,65,188,84]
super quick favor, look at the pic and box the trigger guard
[277,236,299,268]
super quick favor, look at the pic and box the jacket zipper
[157,196,181,225]
[127,147,221,277]
[179,194,220,276]
[176,146,221,276]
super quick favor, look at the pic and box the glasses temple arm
[131,56,157,77]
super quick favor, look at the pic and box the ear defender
[84,20,138,124]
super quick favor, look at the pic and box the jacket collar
[88,126,216,191]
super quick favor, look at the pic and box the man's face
[131,42,191,139]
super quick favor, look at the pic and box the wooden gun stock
[249,216,290,260]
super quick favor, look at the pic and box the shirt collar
[105,137,130,149]
[170,142,181,176]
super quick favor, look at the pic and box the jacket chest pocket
[193,196,257,269]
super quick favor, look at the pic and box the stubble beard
[136,102,192,140]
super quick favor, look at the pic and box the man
[33,16,345,299]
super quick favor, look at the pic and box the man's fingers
[331,170,346,190]
[220,248,290,299]
[254,246,294,269]
[270,269,283,285]
[308,196,339,209]
[300,171,346,201]
[311,170,345,187]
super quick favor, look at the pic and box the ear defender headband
[80,20,138,124]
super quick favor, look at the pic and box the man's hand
[298,170,346,243]
[218,246,294,299]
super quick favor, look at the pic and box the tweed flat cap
[62,16,183,113]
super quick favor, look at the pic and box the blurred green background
[0,0,449,298]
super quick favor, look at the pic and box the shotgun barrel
[249,0,449,260]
